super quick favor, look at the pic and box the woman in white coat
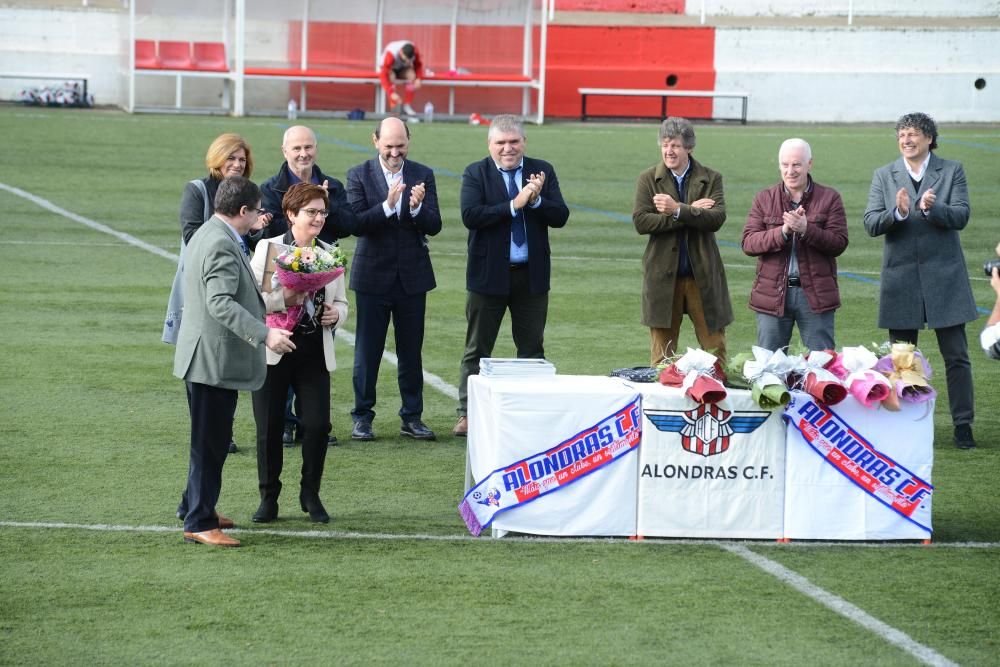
[249,183,348,523]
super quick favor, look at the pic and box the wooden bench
[578,88,750,124]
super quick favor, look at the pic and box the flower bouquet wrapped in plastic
[788,350,848,406]
[657,348,727,404]
[873,342,935,411]
[723,351,754,390]
[266,244,347,331]
[741,347,796,410]
[836,345,892,408]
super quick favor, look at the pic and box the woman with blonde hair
[165,132,269,346]
[178,132,266,244]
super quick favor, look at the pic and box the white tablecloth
[467,375,640,536]
[782,391,934,540]
[636,383,786,538]
[466,375,934,540]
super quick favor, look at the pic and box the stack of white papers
[479,358,556,377]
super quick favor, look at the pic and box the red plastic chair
[134,40,159,69]
[159,41,194,70]
[192,42,228,71]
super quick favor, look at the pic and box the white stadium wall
[690,0,1000,18]
[0,7,125,105]
[714,27,1000,122]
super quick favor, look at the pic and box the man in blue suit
[864,112,977,450]
[174,177,296,547]
[346,117,442,441]
[453,114,570,437]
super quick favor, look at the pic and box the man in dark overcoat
[864,112,977,449]
[632,117,733,366]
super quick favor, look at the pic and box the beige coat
[632,157,734,331]
[250,236,349,372]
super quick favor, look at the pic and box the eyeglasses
[301,208,329,218]
[254,208,268,216]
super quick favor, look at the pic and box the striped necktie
[501,167,526,247]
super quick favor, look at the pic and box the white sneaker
[402,104,417,116]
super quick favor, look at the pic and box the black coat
[460,156,569,296]
[260,162,359,245]
[345,158,442,295]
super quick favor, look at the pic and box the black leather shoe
[252,499,279,523]
[955,424,977,449]
[228,439,239,454]
[351,421,375,441]
[282,424,295,447]
[401,420,436,441]
[300,494,330,523]
[328,434,339,447]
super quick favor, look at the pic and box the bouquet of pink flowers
[833,346,892,408]
[266,243,347,331]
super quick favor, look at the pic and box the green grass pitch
[0,106,997,664]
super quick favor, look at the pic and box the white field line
[0,183,986,663]
[720,544,960,667]
[0,182,177,262]
[0,182,458,401]
[336,328,457,400]
[2,521,999,550]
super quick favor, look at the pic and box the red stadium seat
[193,42,228,71]
[134,40,159,69]
[159,41,194,70]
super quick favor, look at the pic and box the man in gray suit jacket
[863,112,977,450]
[174,177,296,547]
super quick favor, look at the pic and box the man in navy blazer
[346,117,442,441]
[454,114,570,436]
[864,112,977,449]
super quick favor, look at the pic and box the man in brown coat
[632,117,733,366]
[741,138,848,352]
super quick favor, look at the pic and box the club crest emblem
[475,488,501,507]
[644,404,770,457]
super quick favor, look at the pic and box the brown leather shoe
[453,416,468,437]
[184,529,241,548]
[215,512,235,529]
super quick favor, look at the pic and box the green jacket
[173,216,269,390]
[632,157,734,332]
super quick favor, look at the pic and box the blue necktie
[238,237,250,257]
[502,168,526,247]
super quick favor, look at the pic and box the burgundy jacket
[741,178,848,316]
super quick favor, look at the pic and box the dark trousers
[458,265,547,415]
[284,386,299,429]
[176,385,237,518]
[890,324,974,426]
[251,329,330,502]
[182,381,237,533]
[351,278,427,423]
